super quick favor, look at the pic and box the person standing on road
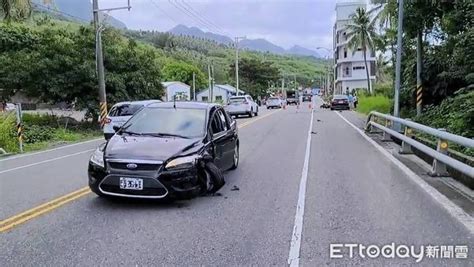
[348,94,354,110]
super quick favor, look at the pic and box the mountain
[168,25,320,58]
[287,45,320,58]
[170,25,233,44]
[33,0,127,29]
[240,38,286,54]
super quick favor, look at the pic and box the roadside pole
[192,72,196,101]
[235,36,245,96]
[15,103,23,153]
[416,30,423,116]
[92,0,131,127]
[211,65,215,102]
[393,0,404,132]
[208,65,211,102]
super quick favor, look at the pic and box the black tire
[267,106,270,109]
[204,162,225,194]
[229,144,239,170]
[248,109,254,117]
[255,107,259,116]
[330,107,334,110]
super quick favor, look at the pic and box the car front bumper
[88,163,202,199]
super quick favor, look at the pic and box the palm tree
[346,7,378,93]
[1,0,32,21]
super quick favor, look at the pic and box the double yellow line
[0,109,280,233]
[0,187,91,233]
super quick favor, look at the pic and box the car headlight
[165,155,200,170]
[90,146,105,168]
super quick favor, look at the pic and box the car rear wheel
[255,107,258,116]
[248,109,254,117]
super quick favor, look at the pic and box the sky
[97,0,366,56]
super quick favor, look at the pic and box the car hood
[105,134,204,161]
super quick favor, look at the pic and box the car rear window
[109,104,143,117]
[229,97,246,103]
[333,95,348,100]
[268,97,279,100]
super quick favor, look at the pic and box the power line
[167,0,226,35]
[148,0,180,26]
[180,0,227,35]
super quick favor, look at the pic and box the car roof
[112,100,161,107]
[229,95,249,98]
[333,95,348,98]
[146,101,220,110]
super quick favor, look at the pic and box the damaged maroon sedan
[88,102,239,200]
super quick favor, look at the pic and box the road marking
[335,111,474,235]
[237,110,280,129]
[0,138,102,162]
[0,187,91,233]
[0,108,280,233]
[0,149,95,175]
[288,110,313,266]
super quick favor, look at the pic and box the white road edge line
[0,138,102,162]
[334,111,474,235]
[0,149,95,175]
[288,110,314,266]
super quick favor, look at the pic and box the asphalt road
[1,102,472,266]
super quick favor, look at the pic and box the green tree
[346,7,378,93]
[1,0,31,21]
[229,57,280,97]
[162,61,207,92]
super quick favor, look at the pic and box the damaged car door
[209,108,236,170]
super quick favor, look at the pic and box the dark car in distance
[330,95,350,110]
[302,94,312,102]
[88,102,239,200]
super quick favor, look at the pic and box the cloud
[101,0,337,50]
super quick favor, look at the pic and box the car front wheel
[230,144,239,170]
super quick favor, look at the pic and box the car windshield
[121,107,206,138]
[268,97,279,101]
[229,97,246,103]
[109,104,143,117]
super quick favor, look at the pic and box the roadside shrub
[23,125,54,144]
[0,113,19,153]
[373,83,393,98]
[356,95,392,114]
[22,113,58,127]
[415,89,474,138]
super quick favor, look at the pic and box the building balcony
[335,75,376,82]
[335,56,376,64]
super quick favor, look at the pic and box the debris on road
[231,185,240,191]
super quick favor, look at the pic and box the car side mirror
[113,125,120,132]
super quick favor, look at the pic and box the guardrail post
[399,119,413,154]
[382,119,392,141]
[430,128,449,176]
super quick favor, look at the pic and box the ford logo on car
[126,163,138,169]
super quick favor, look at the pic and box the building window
[343,48,347,58]
[370,62,376,76]
[202,96,208,102]
[343,32,347,41]
[345,67,350,75]
[353,66,365,70]
[216,95,222,101]
[357,47,363,51]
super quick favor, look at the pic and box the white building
[161,81,191,101]
[196,84,245,103]
[333,1,376,95]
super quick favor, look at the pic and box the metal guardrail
[365,111,474,178]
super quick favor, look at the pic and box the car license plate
[338,100,344,103]
[119,177,143,190]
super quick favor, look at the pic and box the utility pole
[211,65,215,102]
[192,72,196,101]
[281,78,285,98]
[92,0,131,126]
[416,30,423,116]
[207,65,211,102]
[394,0,404,119]
[235,36,245,96]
